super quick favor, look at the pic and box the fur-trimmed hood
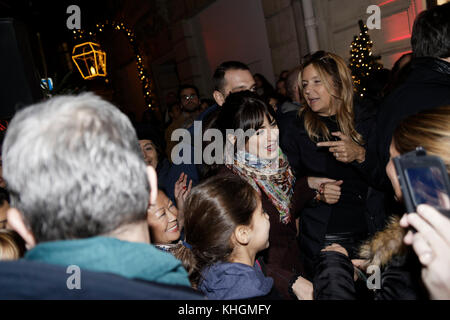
[359,215,408,268]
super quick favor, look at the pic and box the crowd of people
[0,3,449,300]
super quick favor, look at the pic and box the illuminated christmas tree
[349,20,383,97]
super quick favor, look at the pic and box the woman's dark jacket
[313,217,428,300]
[355,58,450,246]
[217,166,315,300]
[279,107,378,278]
[313,251,425,300]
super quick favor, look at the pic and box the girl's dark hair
[217,91,276,135]
[172,174,259,287]
[199,91,276,179]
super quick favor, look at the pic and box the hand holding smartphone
[393,147,450,219]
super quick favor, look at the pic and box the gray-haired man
[2,93,194,297]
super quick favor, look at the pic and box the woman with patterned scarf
[207,91,340,299]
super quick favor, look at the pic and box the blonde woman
[280,51,376,279]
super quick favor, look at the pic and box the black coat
[374,57,450,187]
[0,260,204,300]
[312,250,427,300]
[217,166,315,300]
[280,106,378,278]
[360,57,450,241]
[313,216,429,300]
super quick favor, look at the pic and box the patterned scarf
[226,149,295,224]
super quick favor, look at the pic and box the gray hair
[2,93,150,242]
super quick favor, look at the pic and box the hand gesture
[317,131,365,164]
[174,172,192,219]
[319,180,343,205]
[307,177,338,190]
[400,205,450,299]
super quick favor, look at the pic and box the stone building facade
[113,0,429,119]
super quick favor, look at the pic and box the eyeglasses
[181,94,198,101]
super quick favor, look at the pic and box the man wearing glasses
[165,85,202,160]
[178,84,201,129]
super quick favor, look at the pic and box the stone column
[262,0,306,78]
[301,0,319,53]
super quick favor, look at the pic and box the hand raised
[317,131,365,164]
[174,172,192,214]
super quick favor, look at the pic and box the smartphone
[393,147,450,218]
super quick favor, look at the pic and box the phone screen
[405,166,450,209]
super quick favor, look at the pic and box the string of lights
[72,21,156,109]
[349,20,383,97]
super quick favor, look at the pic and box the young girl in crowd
[173,175,276,299]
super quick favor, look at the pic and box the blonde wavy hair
[298,51,364,145]
[393,105,450,174]
[0,229,26,260]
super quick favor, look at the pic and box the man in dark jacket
[0,260,203,299]
[374,2,450,186]
[363,3,450,233]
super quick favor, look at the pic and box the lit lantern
[72,42,107,80]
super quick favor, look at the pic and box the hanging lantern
[72,42,107,80]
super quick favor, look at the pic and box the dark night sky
[0,1,119,38]
[0,1,122,78]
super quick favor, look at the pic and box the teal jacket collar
[25,236,190,287]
